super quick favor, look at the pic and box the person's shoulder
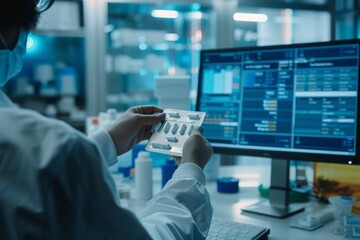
[0,108,79,137]
[0,108,96,169]
[0,108,90,155]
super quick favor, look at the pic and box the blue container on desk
[161,158,178,188]
[216,177,239,193]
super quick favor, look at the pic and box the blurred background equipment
[155,75,191,110]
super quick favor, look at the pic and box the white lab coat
[0,90,213,239]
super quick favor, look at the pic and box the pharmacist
[0,0,213,239]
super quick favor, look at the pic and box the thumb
[189,127,203,137]
[193,127,203,135]
[138,112,166,125]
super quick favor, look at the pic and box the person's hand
[177,128,213,170]
[107,105,166,155]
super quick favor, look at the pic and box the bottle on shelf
[100,108,118,130]
[107,108,117,123]
[87,116,100,135]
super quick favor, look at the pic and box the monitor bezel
[196,39,360,165]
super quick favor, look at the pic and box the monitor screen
[196,40,360,165]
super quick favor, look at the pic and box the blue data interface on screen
[199,44,359,155]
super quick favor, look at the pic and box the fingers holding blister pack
[145,109,206,157]
[182,129,213,169]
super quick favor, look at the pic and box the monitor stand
[241,158,305,218]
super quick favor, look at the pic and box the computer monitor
[196,40,360,218]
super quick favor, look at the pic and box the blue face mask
[0,30,28,87]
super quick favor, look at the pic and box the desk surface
[208,166,341,240]
[113,165,348,240]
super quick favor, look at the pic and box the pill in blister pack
[146,109,206,156]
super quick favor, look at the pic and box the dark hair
[0,0,55,31]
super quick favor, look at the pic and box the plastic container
[98,112,108,129]
[87,116,100,135]
[329,195,356,235]
[107,108,117,122]
[216,177,239,193]
[161,158,178,188]
[329,195,356,216]
[135,151,153,200]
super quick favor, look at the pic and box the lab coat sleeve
[88,129,118,167]
[0,109,153,239]
[59,134,153,240]
[139,162,213,240]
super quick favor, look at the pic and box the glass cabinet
[85,0,333,115]
[104,2,215,112]
[85,0,216,114]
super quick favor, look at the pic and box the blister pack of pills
[146,109,206,157]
